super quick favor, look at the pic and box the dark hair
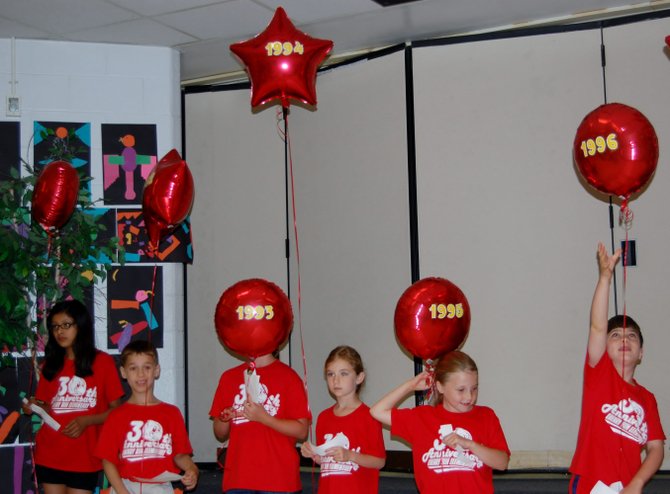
[607,315,643,346]
[42,300,97,381]
[324,345,365,393]
[120,339,159,366]
[432,350,478,405]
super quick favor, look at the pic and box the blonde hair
[324,345,365,392]
[432,350,478,404]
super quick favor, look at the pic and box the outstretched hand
[596,242,621,278]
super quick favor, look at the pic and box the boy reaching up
[95,340,199,494]
[569,243,665,494]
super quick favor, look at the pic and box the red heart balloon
[142,149,194,251]
[573,103,658,199]
[230,7,333,109]
[394,277,471,361]
[32,160,80,234]
[215,278,293,359]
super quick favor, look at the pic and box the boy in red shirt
[95,340,199,494]
[569,243,665,493]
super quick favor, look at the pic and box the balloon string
[283,111,311,415]
[149,263,159,344]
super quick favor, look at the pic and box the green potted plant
[0,164,123,364]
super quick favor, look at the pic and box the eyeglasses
[50,321,75,331]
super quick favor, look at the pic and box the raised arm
[587,242,620,367]
[370,371,431,427]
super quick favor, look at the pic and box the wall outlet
[6,95,20,116]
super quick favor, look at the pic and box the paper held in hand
[312,432,349,456]
[590,480,623,493]
[244,368,262,403]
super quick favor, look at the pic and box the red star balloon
[230,7,333,109]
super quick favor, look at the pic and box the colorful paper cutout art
[102,124,157,205]
[117,209,193,264]
[107,266,164,349]
[33,122,91,187]
[0,121,20,182]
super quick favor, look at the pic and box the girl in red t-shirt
[371,350,509,494]
[301,346,386,493]
[23,299,124,494]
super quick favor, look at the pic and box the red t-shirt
[209,360,311,492]
[95,402,193,481]
[392,404,509,494]
[314,403,385,494]
[569,353,666,492]
[34,351,124,472]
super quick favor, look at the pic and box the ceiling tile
[0,0,140,35]
[69,18,198,46]
[255,0,381,24]
[106,0,226,17]
[157,0,274,41]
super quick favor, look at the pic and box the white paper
[133,471,183,482]
[439,424,476,468]
[312,432,349,456]
[590,481,623,494]
[22,398,60,431]
[244,369,262,403]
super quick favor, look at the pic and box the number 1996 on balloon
[578,133,618,157]
[429,303,464,320]
[236,305,275,320]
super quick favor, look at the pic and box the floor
[191,467,670,493]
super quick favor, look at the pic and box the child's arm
[212,415,231,443]
[242,401,309,440]
[102,459,131,494]
[370,371,431,426]
[587,242,621,367]
[441,433,509,471]
[324,446,385,470]
[621,439,664,494]
[61,398,123,438]
[174,453,200,491]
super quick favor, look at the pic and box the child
[95,340,199,494]
[569,243,665,494]
[24,299,125,494]
[370,350,509,493]
[301,345,386,493]
[210,350,311,493]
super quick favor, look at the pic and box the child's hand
[325,446,352,463]
[241,400,268,423]
[61,416,89,438]
[219,407,238,423]
[181,466,199,490]
[22,398,51,415]
[300,441,320,461]
[441,432,473,451]
[596,242,621,278]
[409,371,433,392]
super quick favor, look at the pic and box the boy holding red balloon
[569,243,665,494]
[209,350,311,493]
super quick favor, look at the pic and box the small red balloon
[32,160,80,233]
[142,149,194,251]
[230,7,333,109]
[215,278,293,359]
[573,103,658,199]
[394,277,471,361]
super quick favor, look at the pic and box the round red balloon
[32,160,80,233]
[394,277,471,361]
[573,103,658,199]
[215,278,293,359]
[142,149,194,251]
